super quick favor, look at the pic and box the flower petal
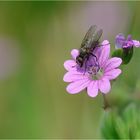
[64,60,76,71]
[104,57,122,72]
[102,40,110,46]
[115,33,125,49]
[93,46,102,59]
[98,78,111,94]
[98,40,110,67]
[63,71,88,82]
[104,68,122,80]
[66,79,90,94]
[71,49,79,59]
[133,40,140,48]
[87,81,98,97]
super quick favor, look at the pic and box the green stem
[102,94,110,110]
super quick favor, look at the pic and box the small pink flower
[63,40,122,97]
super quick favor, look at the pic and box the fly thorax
[81,47,87,53]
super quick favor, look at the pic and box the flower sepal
[112,48,123,59]
[112,47,133,65]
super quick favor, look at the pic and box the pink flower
[63,40,122,97]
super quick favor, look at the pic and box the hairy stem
[102,94,110,110]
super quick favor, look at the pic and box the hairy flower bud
[113,34,140,64]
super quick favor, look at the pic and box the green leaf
[100,111,120,139]
[100,103,140,139]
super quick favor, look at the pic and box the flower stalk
[102,94,110,110]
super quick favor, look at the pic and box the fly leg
[99,43,110,47]
[89,53,98,61]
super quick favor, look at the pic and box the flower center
[90,68,104,80]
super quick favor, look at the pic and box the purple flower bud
[115,34,140,49]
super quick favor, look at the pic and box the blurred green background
[0,1,140,138]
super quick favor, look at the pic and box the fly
[76,25,103,69]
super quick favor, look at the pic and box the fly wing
[80,25,97,48]
[89,29,103,49]
[92,29,103,42]
[85,28,103,49]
